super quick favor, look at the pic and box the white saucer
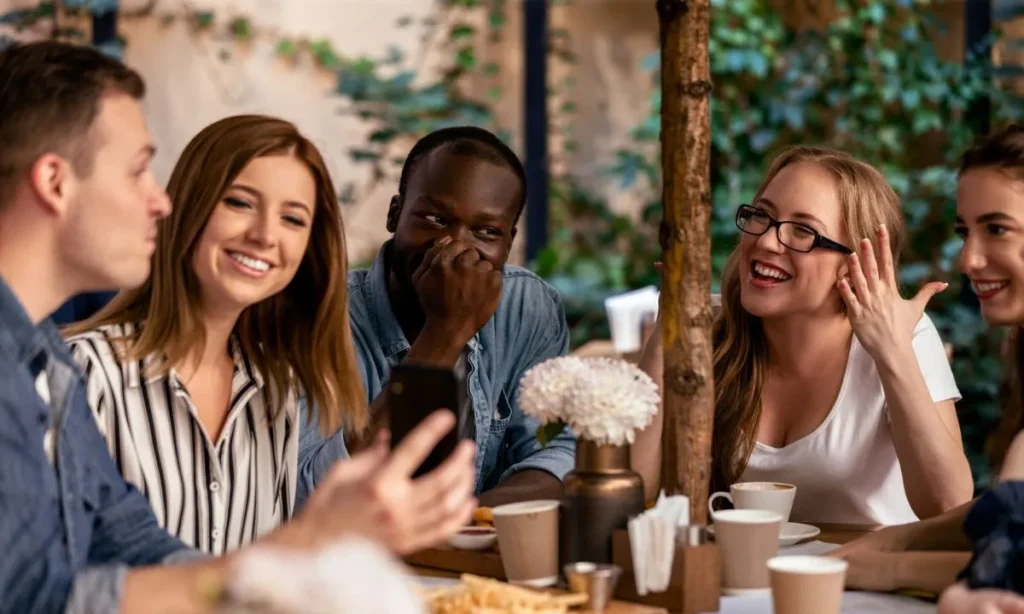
[447,527,497,551]
[707,522,820,546]
[779,522,820,546]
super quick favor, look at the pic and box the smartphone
[387,363,468,478]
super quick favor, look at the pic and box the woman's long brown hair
[67,114,366,436]
[711,146,904,491]
[959,124,1024,471]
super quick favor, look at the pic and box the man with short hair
[299,127,575,508]
[0,41,474,613]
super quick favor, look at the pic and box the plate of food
[419,573,586,614]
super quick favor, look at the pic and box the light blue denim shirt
[297,243,576,504]
[0,276,202,614]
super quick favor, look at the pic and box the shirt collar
[230,335,265,389]
[364,241,479,358]
[0,276,75,373]
[365,242,412,357]
[124,328,265,390]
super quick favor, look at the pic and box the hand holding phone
[387,363,469,478]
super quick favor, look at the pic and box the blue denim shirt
[297,244,576,504]
[960,480,1024,592]
[0,277,193,614]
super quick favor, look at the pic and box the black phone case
[387,363,468,478]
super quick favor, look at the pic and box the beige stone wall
[120,0,441,266]
[1,0,974,265]
[3,0,667,265]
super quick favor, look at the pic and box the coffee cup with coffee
[708,482,796,522]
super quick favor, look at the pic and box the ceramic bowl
[448,526,498,551]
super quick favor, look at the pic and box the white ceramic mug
[707,482,796,522]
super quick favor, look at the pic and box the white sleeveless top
[740,314,960,526]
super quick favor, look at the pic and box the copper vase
[559,439,645,565]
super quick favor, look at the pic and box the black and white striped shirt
[68,323,298,555]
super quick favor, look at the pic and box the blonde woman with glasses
[632,146,972,526]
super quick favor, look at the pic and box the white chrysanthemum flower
[519,356,660,447]
[518,355,591,425]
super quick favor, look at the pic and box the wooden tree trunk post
[656,0,714,525]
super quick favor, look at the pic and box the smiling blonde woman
[632,146,972,526]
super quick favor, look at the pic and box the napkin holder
[611,529,720,614]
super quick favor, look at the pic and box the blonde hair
[711,145,904,489]
[66,115,366,437]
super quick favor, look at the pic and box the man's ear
[386,195,401,233]
[28,153,73,217]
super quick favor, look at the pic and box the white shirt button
[211,529,221,539]
[210,481,220,493]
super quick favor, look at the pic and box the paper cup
[711,509,782,593]
[492,500,560,587]
[768,555,847,614]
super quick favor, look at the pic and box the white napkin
[604,286,659,353]
[626,490,690,595]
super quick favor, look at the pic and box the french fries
[422,574,587,614]
[472,507,494,527]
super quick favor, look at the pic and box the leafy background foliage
[4,0,1021,487]
[534,0,1024,489]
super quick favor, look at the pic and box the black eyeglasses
[735,205,853,255]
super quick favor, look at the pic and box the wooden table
[407,523,874,578]
[407,548,667,613]
[407,523,875,613]
[815,523,876,545]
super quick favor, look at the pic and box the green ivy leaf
[451,23,475,40]
[349,149,381,162]
[536,421,568,447]
[310,40,340,70]
[369,128,397,144]
[230,17,252,40]
[901,89,921,109]
[456,47,476,70]
[193,10,214,30]
[532,247,559,277]
[276,38,297,59]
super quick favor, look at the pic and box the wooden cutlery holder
[611,530,720,614]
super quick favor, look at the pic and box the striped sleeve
[68,336,118,447]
